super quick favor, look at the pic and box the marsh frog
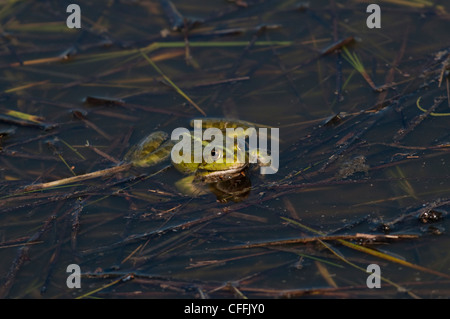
[124,118,266,202]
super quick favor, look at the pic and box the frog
[123,118,268,202]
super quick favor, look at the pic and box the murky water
[1,0,450,298]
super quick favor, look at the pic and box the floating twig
[221,233,419,250]
[70,197,86,252]
[22,163,132,192]
[75,273,135,299]
[282,217,450,280]
[394,96,446,142]
[320,36,356,56]
[0,214,55,298]
[0,109,57,130]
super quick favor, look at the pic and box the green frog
[124,118,268,202]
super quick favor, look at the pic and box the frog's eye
[210,148,222,161]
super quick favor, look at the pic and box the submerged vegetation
[0,0,450,298]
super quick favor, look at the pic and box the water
[1,0,450,298]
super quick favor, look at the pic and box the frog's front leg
[174,175,209,197]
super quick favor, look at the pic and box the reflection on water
[1,0,450,298]
[208,171,252,202]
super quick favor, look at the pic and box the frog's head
[199,142,247,171]
[172,132,248,176]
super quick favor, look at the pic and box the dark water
[1,0,450,298]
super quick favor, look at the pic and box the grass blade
[342,46,378,91]
[75,274,133,299]
[139,49,207,116]
[416,96,450,116]
[317,239,420,299]
[281,217,450,280]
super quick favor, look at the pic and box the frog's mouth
[194,163,249,183]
